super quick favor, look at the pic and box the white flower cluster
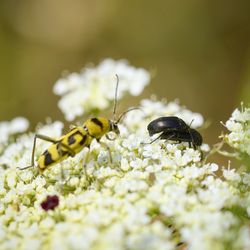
[0,60,250,250]
[224,105,250,157]
[0,117,29,154]
[53,59,150,121]
[0,121,63,171]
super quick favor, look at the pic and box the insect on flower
[145,116,203,149]
[41,195,59,211]
[18,75,137,173]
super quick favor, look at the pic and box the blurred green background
[0,0,250,151]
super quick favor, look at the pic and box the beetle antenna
[116,107,141,124]
[113,74,119,122]
[189,129,196,149]
[189,119,194,128]
[188,119,195,148]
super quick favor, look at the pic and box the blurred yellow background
[0,0,249,151]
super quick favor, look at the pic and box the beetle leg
[18,134,75,170]
[18,134,47,170]
[141,133,164,145]
[159,132,176,142]
[142,132,176,145]
[105,133,116,141]
[97,139,112,164]
[188,129,196,149]
[18,134,38,170]
[82,148,91,184]
[34,134,75,157]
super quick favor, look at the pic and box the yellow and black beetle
[19,75,135,173]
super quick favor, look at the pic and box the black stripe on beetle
[71,130,87,146]
[67,135,76,145]
[79,134,87,145]
[91,118,103,129]
[43,150,54,166]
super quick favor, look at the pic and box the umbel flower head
[53,58,150,121]
[0,117,29,154]
[224,104,250,157]
[0,59,249,250]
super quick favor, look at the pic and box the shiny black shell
[147,116,189,136]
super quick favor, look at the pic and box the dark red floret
[41,195,59,211]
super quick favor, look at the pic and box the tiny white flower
[242,173,250,185]
[40,217,55,229]
[223,168,241,182]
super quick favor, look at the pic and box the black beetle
[147,116,189,136]
[146,116,203,149]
